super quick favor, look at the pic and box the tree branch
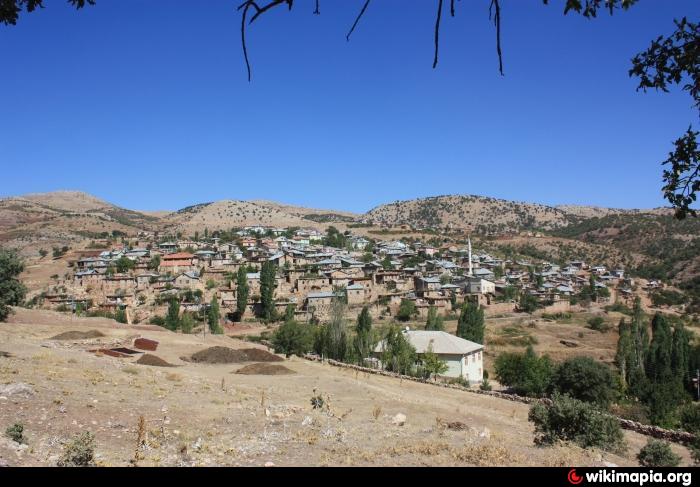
[433,0,443,69]
[346,0,371,42]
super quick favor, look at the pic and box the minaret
[468,236,473,277]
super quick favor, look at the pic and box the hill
[363,195,572,233]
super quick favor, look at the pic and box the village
[24,222,668,385]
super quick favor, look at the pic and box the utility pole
[696,369,699,401]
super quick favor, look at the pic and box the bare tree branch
[433,0,443,69]
[490,0,504,75]
[346,0,371,42]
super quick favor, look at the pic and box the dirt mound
[136,354,174,367]
[242,348,284,362]
[187,346,283,364]
[50,330,105,340]
[235,363,295,375]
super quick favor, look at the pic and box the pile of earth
[235,363,295,375]
[50,330,105,340]
[186,346,283,364]
[136,354,174,367]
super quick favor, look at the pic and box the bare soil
[50,330,105,341]
[235,363,295,376]
[187,346,283,364]
[0,308,694,467]
[137,354,175,367]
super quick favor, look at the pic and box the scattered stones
[264,461,275,467]
[301,416,313,426]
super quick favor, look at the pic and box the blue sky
[1,0,697,213]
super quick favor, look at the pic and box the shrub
[149,315,165,327]
[396,299,417,322]
[549,356,619,407]
[637,439,681,467]
[494,346,553,397]
[271,320,315,358]
[480,378,492,391]
[586,316,610,332]
[179,313,194,334]
[5,423,24,444]
[58,431,96,467]
[528,393,626,452]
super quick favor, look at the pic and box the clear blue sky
[1,0,697,213]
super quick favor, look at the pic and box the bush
[5,423,24,444]
[637,439,681,467]
[271,320,315,358]
[605,302,633,316]
[586,316,610,332]
[149,315,165,327]
[494,346,553,397]
[480,378,492,391]
[549,356,619,407]
[179,313,194,334]
[58,431,96,467]
[528,393,626,452]
[396,299,417,322]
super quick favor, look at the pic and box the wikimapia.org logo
[567,468,693,486]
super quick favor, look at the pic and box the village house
[373,329,484,384]
[159,252,197,274]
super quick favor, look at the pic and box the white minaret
[467,236,473,277]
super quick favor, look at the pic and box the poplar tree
[235,266,249,318]
[457,301,484,344]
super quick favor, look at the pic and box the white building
[373,330,484,384]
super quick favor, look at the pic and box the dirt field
[0,308,692,467]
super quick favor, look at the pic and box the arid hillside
[363,195,573,233]
[159,200,329,234]
[0,308,691,467]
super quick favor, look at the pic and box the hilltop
[363,195,573,233]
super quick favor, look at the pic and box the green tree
[353,306,373,364]
[494,345,553,397]
[235,266,250,319]
[272,320,315,358]
[381,326,417,375]
[519,292,540,313]
[165,299,180,331]
[208,296,222,334]
[456,301,484,344]
[320,297,349,361]
[549,356,619,407]
[259,261,277,322]
[615,318,634,390]
[0,249,27,321]
[148,255,160,270]
[180,312,194,334]
[420,343,448,379]
[425,305,444,331]
[283,303,296,323]
[381,255,392,270]
[396,299,417,322]
[115,256,135,273]
[114,307,127,324]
